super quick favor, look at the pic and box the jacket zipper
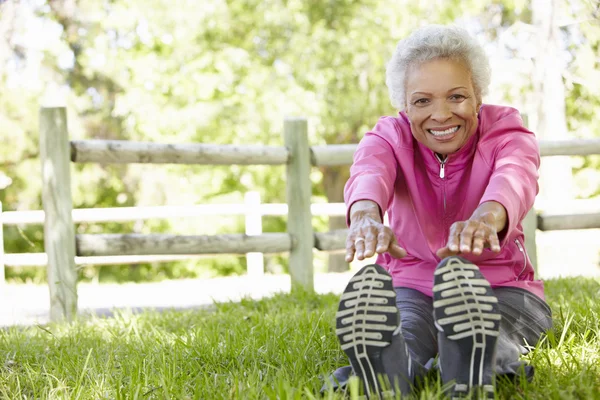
[434,154,448,212]
[435,153,448,179]
[514,238,527,280]
[435,154,448,244]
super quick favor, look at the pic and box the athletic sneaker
[433,256,501,399]
[335,264,413,398]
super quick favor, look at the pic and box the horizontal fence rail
[75,232,357,257]
[70,137,600,168]
[310,139,600,166]
[3,253,214,268]
[76,233,293,257]
[314,229,348,252]
[538,139,600,157]
[537,212,600,231]
[310,144,358,167]
[71,140,290,165]
[75,140,353,167]
[1,203,349,225]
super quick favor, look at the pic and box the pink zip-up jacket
[344,104,545,300]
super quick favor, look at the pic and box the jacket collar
[399,111,481,179]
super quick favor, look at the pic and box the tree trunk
[0,2,17,69]
[532,0,574,211]
[322,166,350,272]
[531,0,575,279]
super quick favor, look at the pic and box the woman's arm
[344,118,399,225]
[437,110,539,258]
[344,118,405,261]
[478,112,540,244]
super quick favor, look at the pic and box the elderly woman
[331,25,553,399]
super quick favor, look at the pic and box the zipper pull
[435,153,447,179]
[515,239,524,252]
[514,239,527,281]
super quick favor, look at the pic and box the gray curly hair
[385,25,491,110]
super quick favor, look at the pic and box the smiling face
[404,58,481,156]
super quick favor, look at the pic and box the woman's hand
[436,201,507,258]
[346,200,407,262]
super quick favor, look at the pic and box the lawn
[1,277,599,399]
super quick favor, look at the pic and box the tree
[1,0,598,282]
[532,0,574,211]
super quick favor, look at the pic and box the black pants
[396,286,553,379]
[324,286,553,391]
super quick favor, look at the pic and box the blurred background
[0,0,599,289]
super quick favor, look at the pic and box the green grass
[1,277,599,399]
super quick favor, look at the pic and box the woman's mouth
[428,126,460,137]
[427,125,460,143]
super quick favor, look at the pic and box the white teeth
[429,126,459,136]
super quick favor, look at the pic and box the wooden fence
[35,107,600,320]
[0,198,348,274]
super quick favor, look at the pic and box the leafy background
[0,0,598,284]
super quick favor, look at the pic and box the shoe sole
[433,257,500,399]
[335,264,400,398]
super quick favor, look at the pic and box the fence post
[245,191,264,276]
[40,107,78,321]
[0,201,5,285]
[523,208,538,274]
[521,113,538,274]
[284,118,314,291]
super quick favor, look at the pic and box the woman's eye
[450,94,466,100]
[413,98,429,105]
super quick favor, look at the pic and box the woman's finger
[354,236,366,260]
[376,230,391,253]
[436,245,459,259]
[459,222,477,253]
[363,230,377,258]
[488,232,501,252]
[446,222,463,252]
[389,243,407,258]
[345,234,356,262]
[345,246,355,262]
[471,228,487,255]
[388,231,407,258]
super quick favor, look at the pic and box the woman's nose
[431,104,452,123]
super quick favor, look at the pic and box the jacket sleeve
[479,111,540,244]
[344,117,399,226]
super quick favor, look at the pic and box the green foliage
[564,17,600,198]
[1,0,599,283]
[0,277,599,398]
